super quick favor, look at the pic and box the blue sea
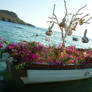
[0,20,92,49]
[1,20,92,92]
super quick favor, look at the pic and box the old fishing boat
[21,64,92,84]
[6,61,92,84]
[4,0,92,84]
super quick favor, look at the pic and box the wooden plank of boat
[20,64,92,84]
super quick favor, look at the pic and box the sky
[0,0,92,38]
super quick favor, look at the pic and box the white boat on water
[15,64,92,84]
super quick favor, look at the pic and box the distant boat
[72,37,78,41]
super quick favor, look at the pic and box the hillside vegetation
[0,10,35,27]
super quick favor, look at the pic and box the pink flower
[37,42,41,46]
[19,42,24,46]
[15,53,19,55]
[0,37,2,40]
[55,60,61,64]
[0,43,3,48]
[24,57,30,61]
[40,59,43,63]
[65,53,69,57]
[69,60,74,64]
[32,54,37,60]
[48,56,50,59]
[88,50,91,56]
[6,46,11,50]
[60,56,63,59]
[24,49,28,54]
[77,56,80,60]
[14,43,17,47]
[75,60,78,64]
[68,55,73,58]
[66,48,73,52]
[21,50,25,54]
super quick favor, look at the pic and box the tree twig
[76,4,87,15]
[85,16,92,23]
[64,0,68,16]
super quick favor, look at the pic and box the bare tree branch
[53,4,56,16]
[76,4,87,15]
[85,16,92,23]
[82,14,89,19]
[83,22,90,24]
[47,0,92,47]
[64,0,68,16]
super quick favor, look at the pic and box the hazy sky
[0,0,92,38]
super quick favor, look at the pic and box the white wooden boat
[17,64,92,84]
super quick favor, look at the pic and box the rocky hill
[0,10,35,27]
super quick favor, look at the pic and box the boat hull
[21,68,92,84]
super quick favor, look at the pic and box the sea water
[0,20,92,49]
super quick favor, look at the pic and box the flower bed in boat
[5,41,92,65]
[1,37,92,72]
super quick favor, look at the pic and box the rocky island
[0,10,35,27]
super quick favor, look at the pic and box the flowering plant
[0,37,3,49]
[3,40,92,69]
[0,37,92,70]
[0,37,4,58]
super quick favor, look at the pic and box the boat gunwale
[26,63,92,70]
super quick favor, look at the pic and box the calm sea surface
[1,20,92,92]
[0,20,92,49]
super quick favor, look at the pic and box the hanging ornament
[46,29,53,36]
[79,18,85,25]
[46,22,54,36]
[67,30,72,36]
[72,22,78,30]
[59,17,66,28]
[59,22,66,28]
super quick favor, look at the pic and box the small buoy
[36,34,39,36]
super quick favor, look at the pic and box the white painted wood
[21,68,92,84]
